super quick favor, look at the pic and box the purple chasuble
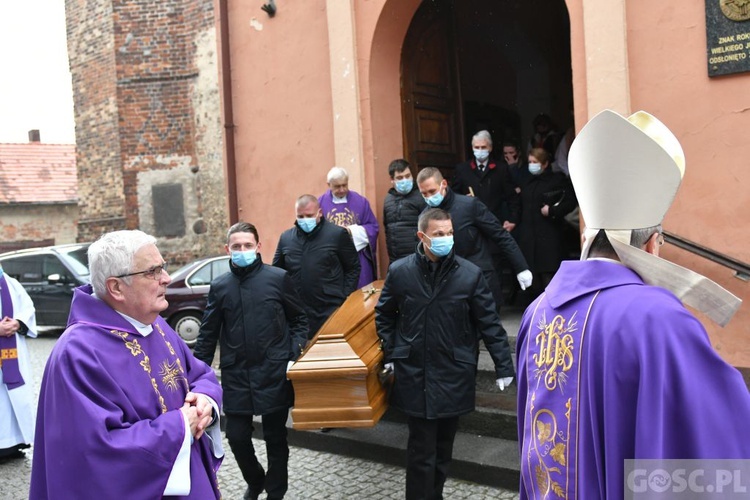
[30,285,223,500]
[0,274,24,390]
[319,189,379,288]
[517,260,750,499]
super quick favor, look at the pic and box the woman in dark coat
[518,147,578,298]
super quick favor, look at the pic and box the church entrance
[401,0,574,177]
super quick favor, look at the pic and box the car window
[43,255,75,283]
[211,259,229,279]
[58,245,90,277]
[188,262,213,286]
[1,256,44,283]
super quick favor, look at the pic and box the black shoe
[320,427,333,433]
[243,487,262,500]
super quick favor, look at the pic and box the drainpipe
[217,0,239,224]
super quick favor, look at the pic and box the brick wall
[0,204,79,247]
[65,0,227,264]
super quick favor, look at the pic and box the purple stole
[0,275,24,390]
[519,290,600,499]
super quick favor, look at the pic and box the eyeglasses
[115,263,169,280]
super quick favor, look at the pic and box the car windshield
[58,245,90,277]
[169,262,196,278]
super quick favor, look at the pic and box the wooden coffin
[288,281,387,429]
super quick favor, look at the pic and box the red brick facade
[65,0,227,262]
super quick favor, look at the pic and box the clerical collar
[331,195,348,204]
[116,311,154,336]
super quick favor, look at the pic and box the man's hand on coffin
[496,377,514,391]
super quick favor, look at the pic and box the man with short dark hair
[383,159,425,265]
[273,195,360,336]
[31,230,223,499]
[516,110,750,498]
[376,207,514,500]
[417,166,532,309]
[195,221,308,500]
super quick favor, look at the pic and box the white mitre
[568,109,740,326]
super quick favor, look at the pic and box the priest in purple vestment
[30,230,224,500]
[319,166,379,288]
[516,110,749,499]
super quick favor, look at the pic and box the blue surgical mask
[424,235,454,257]
[473,149,490,162]
[231,250,257,267]
[297,217,318,233]
[423,191,444,208]
[395,178,413,195]
[529,163,543,175]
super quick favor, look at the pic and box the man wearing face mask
[273,194,360,337]
[417,166,532,312]
[383,159,426,265]
[375,208,515,500]
[452,131,520,234]
[194,221,309,500]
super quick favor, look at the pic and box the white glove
[517,270,533,291]
[384,362,394,371]
[496,377,514,391]
[286,360,295,380]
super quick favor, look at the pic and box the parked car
[0,243,91,326]
[161,255,230,346]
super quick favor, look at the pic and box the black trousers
[405,415,460,500]
[225,409,289,499]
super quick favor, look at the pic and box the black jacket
[272,218,360,336]
[518,168,578,273]
[375,249,514,419]
[433,188,528,274]
[452,158,521,224]
[193,255,309,416]
[383,185,426,264]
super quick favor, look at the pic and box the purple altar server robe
[517,260,750,499]
[30,285,223,499]
[319,189,379,288]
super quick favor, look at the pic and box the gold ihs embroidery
[533,312,577,391]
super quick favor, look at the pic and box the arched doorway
[401,0,574,177]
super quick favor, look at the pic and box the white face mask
[473,149,490,162]
[529,162,543,175]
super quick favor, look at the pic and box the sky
[0,0,75,144]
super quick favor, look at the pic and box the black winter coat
[193,256,309,416]
[375,250,514,418]
[383,185,425,264]
[452,158,520,224]
[433,189,528,274]
[272,218,360,336]
[518,168,578,273]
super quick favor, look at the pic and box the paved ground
[0,334,519,499]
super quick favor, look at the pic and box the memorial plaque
[706,0,750,76]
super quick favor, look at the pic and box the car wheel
[171,312,202,347]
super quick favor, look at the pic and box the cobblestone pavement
[0,334,519,500]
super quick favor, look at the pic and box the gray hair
[88,230,157,298]
[588,225,662,259]
[327,166,349,184]
[472,130,493,147]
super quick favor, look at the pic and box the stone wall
[0,204,79,250]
